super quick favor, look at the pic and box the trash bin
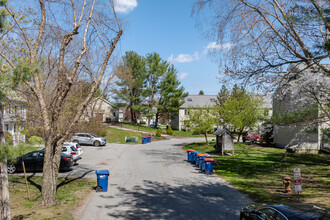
[204,158,215,175]
[199,155,207,171]
[197,154,206,169]
[142,137,147,144]
[196,153,205,166]
[147,136,151,143]
[192,151,200,164]
[131,136,139,142]
[187,149,194,162]
[95,170,110,192]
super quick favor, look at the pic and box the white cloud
[168,52,199,63]
[179,72,188,80]
[114,0,138,13]
[205,42,235,53]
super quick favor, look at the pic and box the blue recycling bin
[199,155,207,171]
[192,151,200,164]
[187,149,194,162]
[142,137,147,144]
[198,155,207,170]
[205,158,215,175]
[147,136,151,143]
[95,170,110,192]
[191,151,197,163]
[196,154,206,166]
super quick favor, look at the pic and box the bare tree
[194,0,330,122]
[0,0,122,206]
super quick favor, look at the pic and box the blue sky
[114,0,224,95]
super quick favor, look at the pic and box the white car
[62,144,80,162]
[64,142,83,157]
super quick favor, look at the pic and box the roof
[213,128,234,138]
[181,95,217,109]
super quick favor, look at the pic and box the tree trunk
[0,162,11,220]
[155,112,160,128]
[204,133,209,145]
[40,139,61,206]
[237,129,243,143]
[0,101,11,220]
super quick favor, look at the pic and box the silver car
[70,133,107,147]
[62,144,80,162]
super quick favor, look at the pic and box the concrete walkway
[72,137,251,219]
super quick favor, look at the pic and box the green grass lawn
[105,127,144,144]
[114,122,215,138]
[9,176,95,219]
[184,142,330,211]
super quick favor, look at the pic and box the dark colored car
[240,204,330,220]
[7,150,74,174]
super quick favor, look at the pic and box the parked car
[70,133,107,147]
[62,144,81,162]
[240,203,330,220]
[243,131,262,143]
[64,141,83,157]
[7,150,73,174]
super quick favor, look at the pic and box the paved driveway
[69,138,251,220]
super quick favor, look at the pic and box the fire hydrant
[283,175,291,193]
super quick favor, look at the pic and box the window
[187,98,192,102]
[113,112,116,117]
[39,152,44,157]
[185,109,189,115]
[62,147,67,152]
[210,98,216,102]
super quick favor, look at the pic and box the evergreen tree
[143,52,168,126]
[156,64,188,127]
[114,51,147,124]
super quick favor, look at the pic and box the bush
[5,132,13,145]
[28,136,44,145]
[105,117,111,123]
[166,125,173,136]
[156,128,162,137]
[24,126,44,140]
[139,121,146,125]
[72,120,107,137]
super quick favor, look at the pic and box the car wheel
[94,141,100,147]
[7,164,16,174]
[72,140,79,144]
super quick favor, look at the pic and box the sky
[114,0,223,95]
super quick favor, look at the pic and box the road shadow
[101,180,250,219]
[57,170,94,189]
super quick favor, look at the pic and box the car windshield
[70,146,77,151]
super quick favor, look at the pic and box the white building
[3,95,26,145]
[83,98,123,123]
[273,64,330,153]
[170,95,217,131]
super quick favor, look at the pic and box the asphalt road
[69,137,252,220]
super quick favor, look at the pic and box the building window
[187,98,192,102]
[113,112,116,117]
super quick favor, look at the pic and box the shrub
[156,128,162,137]
[139,121,146,125]
[5,132,13,145]
[28,136,44,145]
[105,117,111,123]
[72,120,107,137]
[166,125,173,136]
